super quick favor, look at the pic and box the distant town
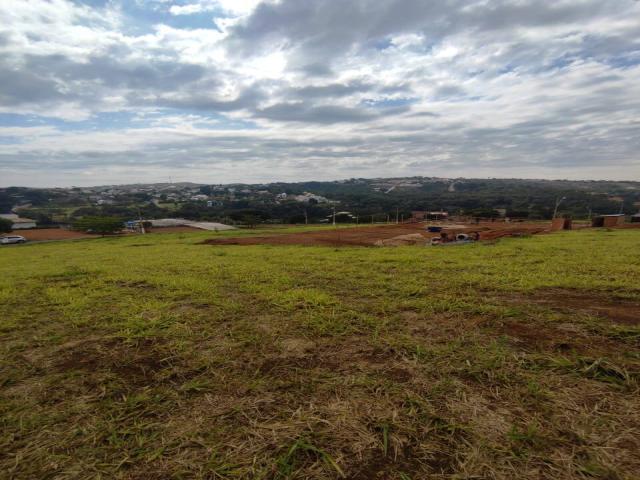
[1,177,639,232]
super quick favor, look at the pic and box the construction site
[203,218,639,247]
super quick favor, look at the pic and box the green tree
[242,214,261,228]
[0,217,12,233]
[73,216,123,236]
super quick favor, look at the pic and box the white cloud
[169,4,204,16]
[167,0,261,17]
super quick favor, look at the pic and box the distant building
[427,211,448,220]
[0,213,37,229]
[411,211,449,221]
[630,213,640,223]
[293,192,331,203]
[591,214,625,228]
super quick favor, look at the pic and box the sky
[1,0,639,187]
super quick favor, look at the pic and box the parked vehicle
[0,235,27,244]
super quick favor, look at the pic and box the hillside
[1,228,639,479]
[2,177,639,226]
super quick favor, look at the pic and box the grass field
[1,228,639,479]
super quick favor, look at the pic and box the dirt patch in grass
[258,355,341,375]
[258,340,399,377]
[53,337,178,386]
[500,321,607,354]
[525,288,640,326]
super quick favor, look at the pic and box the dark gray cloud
[149,88,264,113]
[290,81,374,99]
[228,0,632,57]
[10,52,209,104]
[0,66,70,106]
[255,103,378,123]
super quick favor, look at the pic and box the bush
[0,217,12,233]
[73,216,123,235]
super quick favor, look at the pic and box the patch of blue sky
[0,113,48,128]
[116,1,226,33]
[0,112,146,131]
[0,110,259,132]
[0,136,21,145]
[606,53,640,69]
[497,63,517,75]
[372,38,393,50]
[131,109,259,130]
[193,118,258,130]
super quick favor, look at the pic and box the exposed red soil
[499,320,617,354]
[16,228,97,241]
[523,288,640,326]
[10,226,202,242]
[203,221,552,247]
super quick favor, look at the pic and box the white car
[0,235,27,244]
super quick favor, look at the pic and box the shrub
[0,217,12,233]
[73,216,123,236]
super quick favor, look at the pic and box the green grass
[0,228,639,479]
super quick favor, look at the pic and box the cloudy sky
[1,0,639,187]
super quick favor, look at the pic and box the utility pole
[619,200,625,215]
[371,215,374,224]
[332,206,336,227]
[137,207,146,234]
[396,207,399,224]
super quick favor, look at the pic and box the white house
[0,213,37,229]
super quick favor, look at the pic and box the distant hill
[2,177,639,223]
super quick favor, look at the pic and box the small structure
[411,211,448,221]
[326,211,355,223]
[0,213,37,229]
[135,218,237,231]
[592,214,625,228]
[551,218,572,231]
[631,213,640,223]
[427,211,448,220]
[411,211,427,221]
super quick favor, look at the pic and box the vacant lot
[13,228,97,242]
[1,228,639,479]
[203,221,553,247]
